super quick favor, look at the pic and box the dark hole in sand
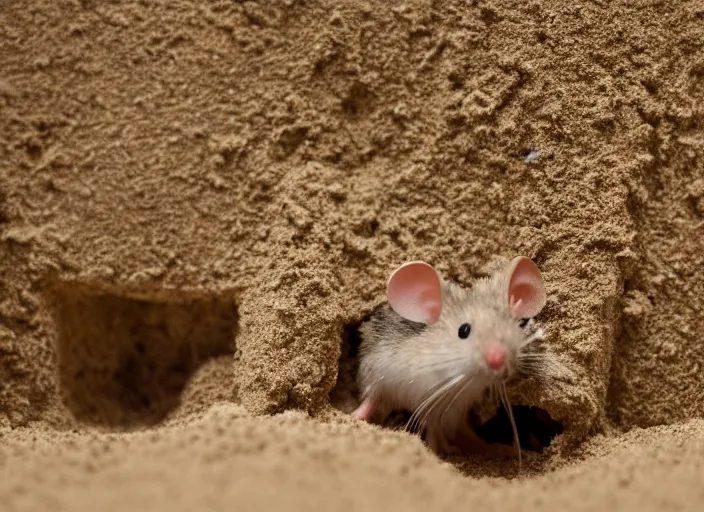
[51,285,237,428]
[472,404,564,453]
[331,316,564,453]
[329,316,367,414]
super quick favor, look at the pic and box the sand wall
[1,0,703,450]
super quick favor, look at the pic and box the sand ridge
[2,406,704,511]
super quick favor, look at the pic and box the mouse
[351,256,549,464]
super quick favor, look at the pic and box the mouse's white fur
[356,262,546,456]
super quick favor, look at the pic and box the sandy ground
[2,406,704,511]
[1,0,704,510]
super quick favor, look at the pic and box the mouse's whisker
[420,375,463,421]
[416,375,464,433]
[405,375,463,434]
[408,394,441,434]
[405,377,452,433]
[499,383,522,470]
[520,328,545,347]
[411,357,465,373]
[516,362,545,378]
[492,383,501,406]
[399,354,472,384]
[517,359,549,369]
[517,350,547,362]
[440,376,475,423]
[379,349,460,375]
[517,355,546,365]
[517,351,568,379]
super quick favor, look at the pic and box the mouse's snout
[485,345,506,371]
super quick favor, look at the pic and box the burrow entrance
[52,285,237,428]
[330,316,563,454]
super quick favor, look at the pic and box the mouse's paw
[351,398,375,421]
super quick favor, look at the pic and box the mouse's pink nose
[486,346,506,371]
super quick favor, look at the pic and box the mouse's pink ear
[387,261,443,325]
[507,256,546,319]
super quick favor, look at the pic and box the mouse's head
[386,256,546,384]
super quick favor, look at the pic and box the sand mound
[1,0,703,509]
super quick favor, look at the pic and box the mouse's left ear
[507,256,546,319]
[387,261,442,325]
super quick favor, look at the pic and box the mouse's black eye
[519,318,530,328]
[458,323,471,339]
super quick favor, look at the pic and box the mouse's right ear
[507,256,546,319]
[387,261,442,325]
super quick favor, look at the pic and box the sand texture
[1,0,704,510]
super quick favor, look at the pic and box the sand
[1,0,703,510]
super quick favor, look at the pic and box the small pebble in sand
[521,148,539,163]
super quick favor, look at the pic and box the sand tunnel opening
[330,316,563,455]
[52,285,237,428]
